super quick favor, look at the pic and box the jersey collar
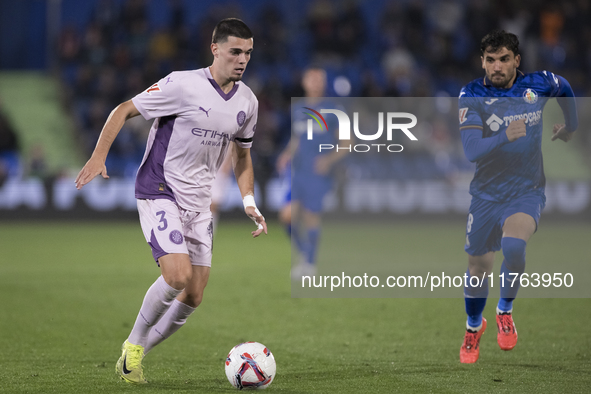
[204,67,239,101]
[483,69,524,88]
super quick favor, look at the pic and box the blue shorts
[292,173,332,213]
[465,192,545,256]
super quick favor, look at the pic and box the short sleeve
[131,73,183,120]
[234,98,258,148]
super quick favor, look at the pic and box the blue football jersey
[459,70,577,202]
[292,99,339,175]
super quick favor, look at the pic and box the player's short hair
[303,65,326,76]
[480,30,519,56]
[212,18,253,44]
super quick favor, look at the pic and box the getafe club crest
[523,88,538,104]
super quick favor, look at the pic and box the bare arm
[276,136,299,174]
[75,100,141,189]
[314,125,351,175]
[232,144,267,237]
[551,123,574,142]
[314,146,348,175]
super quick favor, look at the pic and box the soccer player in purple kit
[75,18,267,383]
[458,30,578,363]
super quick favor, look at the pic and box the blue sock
[464,269,489,329]
[289,224,307,256]
[466,298,487,328]
[498,297,514,312]
[498,237,526,312]
[306,228,320,265]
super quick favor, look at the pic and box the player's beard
[489,72,514,88]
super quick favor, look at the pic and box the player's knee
[468,266,487,278]
[464,268,489,298]
[467,253,494,278]
[163,266,193,290]
[183,292,204,308]
[279,205,291,225]
[501,237,527,271]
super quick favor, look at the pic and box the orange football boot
[496,312,518,351]
[460,318,487,363]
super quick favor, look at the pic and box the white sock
[496,306,513,315]
[127,276,183,347]
[144,299,196,354]
[466,321,483,332]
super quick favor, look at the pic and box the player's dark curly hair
[480,30,519,56]
[212,18,253,43]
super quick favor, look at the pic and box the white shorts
[137,198,213,267]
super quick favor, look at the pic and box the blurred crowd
[0,101,21,185]
[51,0,591,181]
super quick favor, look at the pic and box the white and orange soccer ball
[225,342,276,390]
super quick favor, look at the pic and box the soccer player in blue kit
[277,68,347,279]
[458,30,578,363]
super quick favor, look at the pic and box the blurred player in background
[210,142,235,232]
[0,100,21,184]
[277,67,347,279]
[458,30,578,363]
[75,18,267,384]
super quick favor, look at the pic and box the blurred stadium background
[1,0,590,219]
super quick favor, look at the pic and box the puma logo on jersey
[198,107,211,117]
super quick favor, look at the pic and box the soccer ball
[225,342,276,390]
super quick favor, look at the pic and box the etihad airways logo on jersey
[303,108,418,153]
[486,110,543,131]
[191,128,230,146]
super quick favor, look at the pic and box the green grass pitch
[0,220,590,393]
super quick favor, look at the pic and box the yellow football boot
[115,340,147,384]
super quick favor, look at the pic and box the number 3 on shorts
[156,210,168,231]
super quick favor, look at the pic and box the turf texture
[0,221,589,393]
